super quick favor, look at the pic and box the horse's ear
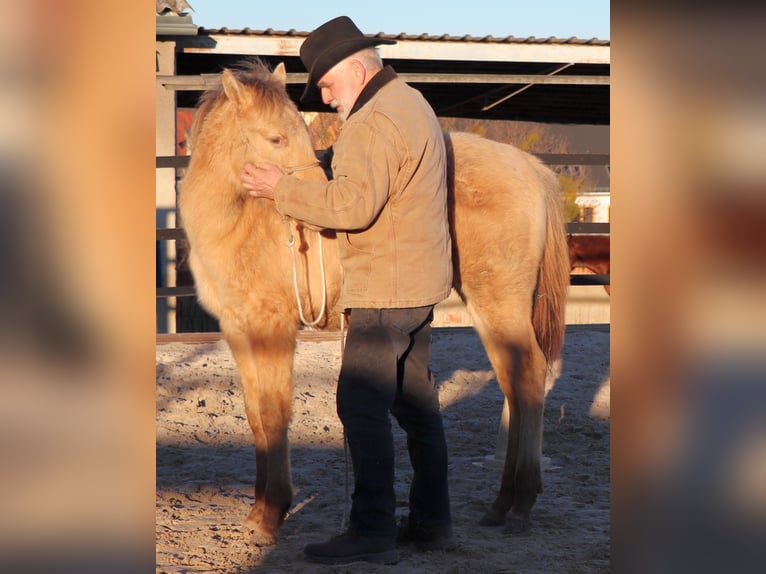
[272,62,287,85]
[221,69,246,105]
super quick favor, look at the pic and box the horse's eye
[269,135,286,146]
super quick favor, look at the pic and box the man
[241,16,455,565]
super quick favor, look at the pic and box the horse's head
[224,60,320,176]
[190,59,322,195]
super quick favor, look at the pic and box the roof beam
[158,72,609,91]
[177,34,610,65]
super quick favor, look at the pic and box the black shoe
[303,531,399,565]
[397,517,457,551]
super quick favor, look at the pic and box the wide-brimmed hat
[299,16,396,103]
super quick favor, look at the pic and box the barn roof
[158,24,609,125]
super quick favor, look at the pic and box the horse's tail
[533,170,570,364]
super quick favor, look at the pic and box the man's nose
[321,87,332,105]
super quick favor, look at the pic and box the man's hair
[353,47,384,72]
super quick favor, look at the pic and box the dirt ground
[156,324,610,573]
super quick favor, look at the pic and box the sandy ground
[156,324,610,573]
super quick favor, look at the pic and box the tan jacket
[274,67,452,309]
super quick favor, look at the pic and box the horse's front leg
[225,326,297,546]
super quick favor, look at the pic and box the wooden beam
[156,329,344,344]
[155,154,609,170]
[158,72,609,91]
[156,228,186,240]
[566,222,610,234]
[157,286,196,297]
[176,34,610,65]
[537,153,609,166]
[157,274,609,299]
[570,274,610,286]
[156,155,190,168]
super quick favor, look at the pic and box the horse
[568,234,611,294]
[179,59,570,545]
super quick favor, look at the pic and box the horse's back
[448,131,553,183]
[446,132,553,301]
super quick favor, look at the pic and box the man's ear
[352,59,364,78]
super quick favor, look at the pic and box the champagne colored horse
[179,59,570,545]
[568,234,611,294]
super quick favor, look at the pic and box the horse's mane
[190,58,292,146]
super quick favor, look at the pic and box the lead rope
[282,216,327,328]
[276,158,325,328]
[283,160,321,175]
[339,309,350,532]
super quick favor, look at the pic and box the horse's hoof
[478,510,505,527]
[502,515,532,535]
[246,527,277,547]
[243,518,278,547]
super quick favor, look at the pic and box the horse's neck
[184,168,275,252]
[186,178,238,231]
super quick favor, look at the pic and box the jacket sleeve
[273,120,399,231]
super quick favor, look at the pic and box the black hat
[299,16,396,103]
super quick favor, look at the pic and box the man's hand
[241,162,284,200]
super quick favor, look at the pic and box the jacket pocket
[340,233,372,296]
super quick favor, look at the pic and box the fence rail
[156,153,610,170]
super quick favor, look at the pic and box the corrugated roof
[197,26,609,46]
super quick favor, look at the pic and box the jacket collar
[348,65,397,118]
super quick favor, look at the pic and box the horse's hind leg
[503,333,546,534]
[472,314,547,533]
[225,328,296,546]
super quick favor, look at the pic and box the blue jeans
[337,306,451,539]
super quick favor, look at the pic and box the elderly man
[241,16,456,565]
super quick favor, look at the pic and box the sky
[186,0,610,41]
